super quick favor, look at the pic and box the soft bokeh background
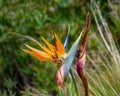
[0,0,120,95]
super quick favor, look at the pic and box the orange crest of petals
[22,34,65,64]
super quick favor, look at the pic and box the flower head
[22,33,65,67]
[22,31,83,89]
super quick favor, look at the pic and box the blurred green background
[0,0,120,95]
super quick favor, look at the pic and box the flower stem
[81,73,89,96]
[70,70,79,96]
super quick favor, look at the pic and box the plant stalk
[81,73,89,96]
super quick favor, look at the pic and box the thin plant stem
[81,73,89,96]
[70,70,79,96]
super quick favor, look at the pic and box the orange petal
[26,37,55,56]
[22,45,52,61]
[41,36,54,51]
[54,33,65,55]
[37,42,57,57]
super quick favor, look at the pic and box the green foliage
[86,1,120,96]
[0,0,120,95]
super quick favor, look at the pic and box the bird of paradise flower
[22,13,90,96]
[22,30,82,87]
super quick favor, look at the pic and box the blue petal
[64,34,69,50]
[64,27,70,50]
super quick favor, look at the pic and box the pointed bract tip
[85,12,91,32]
[64,33,69,49]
